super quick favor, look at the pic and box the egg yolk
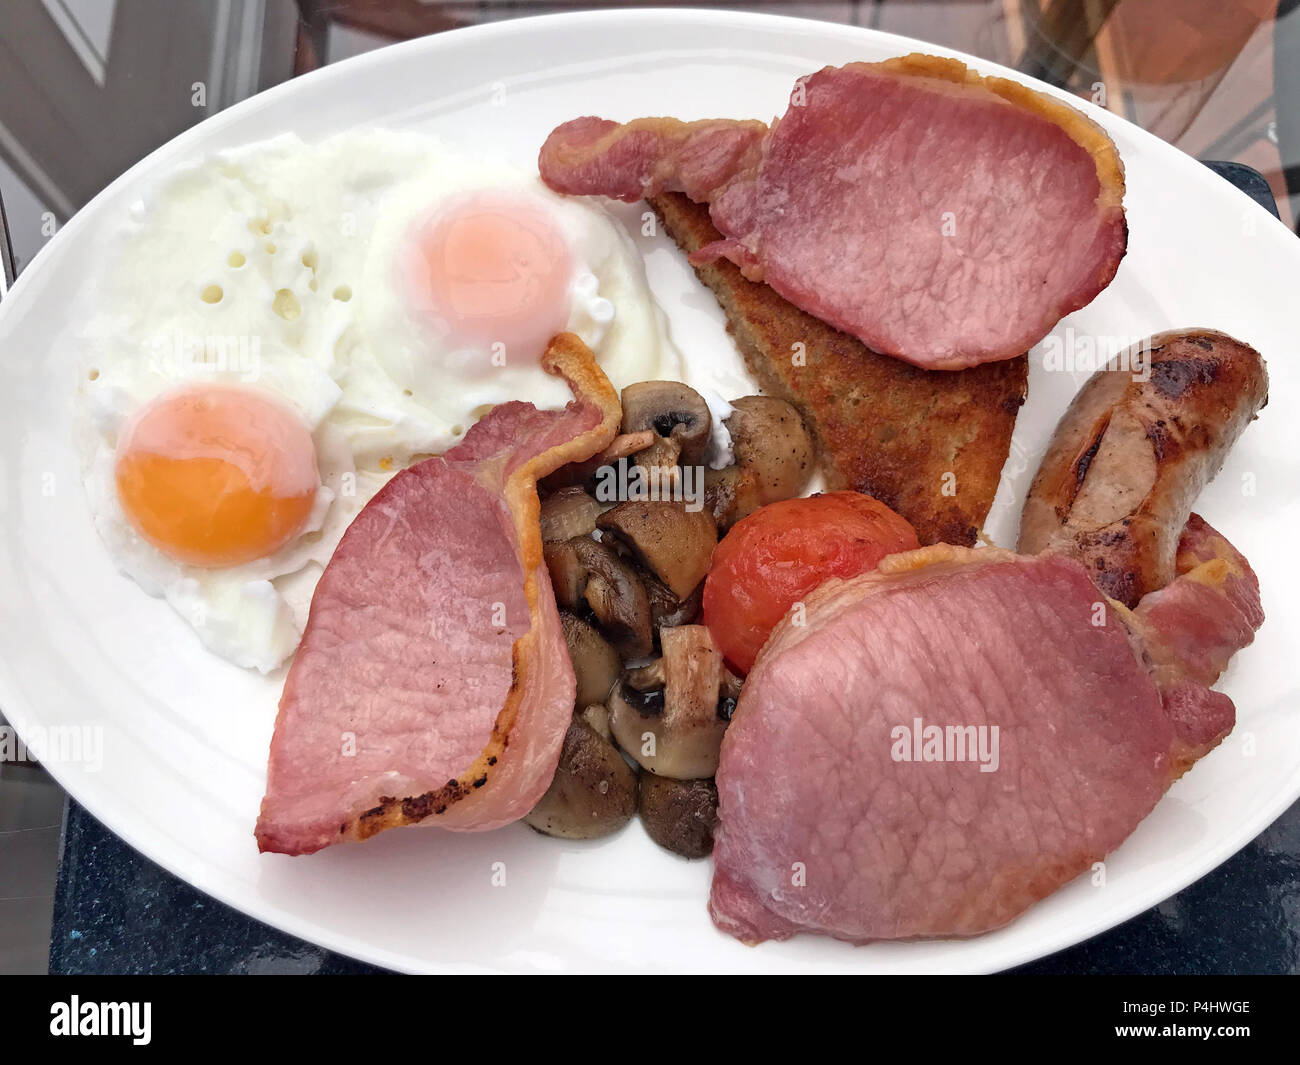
[414,193,573,358]
[115,385,319,568]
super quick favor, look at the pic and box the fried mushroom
[608,625,731,779]
[544,536,653,658]
[639,775,719,859]
[559,612,621,710]
[524,719,637,840]
[708,396,815,529]
[596,500,717,600]
[645,575,702,631]
[725,396,815,504]
[704,465,765,532]
[540,486,601,543]
[621,381,712,468]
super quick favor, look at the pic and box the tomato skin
[702,491,920,674]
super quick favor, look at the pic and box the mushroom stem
[608,625,732,779]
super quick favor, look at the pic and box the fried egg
[76,130,678,672]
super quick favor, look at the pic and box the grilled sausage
[1018,329,1267,607]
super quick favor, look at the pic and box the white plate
[2,9,1297,974]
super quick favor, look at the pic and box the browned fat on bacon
[710,523,1261,944]
[540,54,1128,370]
[256,334,620,856]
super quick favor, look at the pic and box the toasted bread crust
[650,192,1027,546]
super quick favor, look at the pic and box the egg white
[75,130,679,672]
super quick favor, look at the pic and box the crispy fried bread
[649,192,1028,546]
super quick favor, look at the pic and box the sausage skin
[1018,329,1267,607]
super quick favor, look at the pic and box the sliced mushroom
[608,625,731,779]
[621,382,712,468]
[540,486,601,543]
[584,569,653,659]
[524,719,637,840]
[544,537,653,658]
[639,775,719,859]
[597,500,717,600]
[559,612,621,710]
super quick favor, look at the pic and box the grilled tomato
[702,491,919,674]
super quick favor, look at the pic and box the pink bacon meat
[256,334,620,855]
[540,54,1127,370]
[708,525,1260,944]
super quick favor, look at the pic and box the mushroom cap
[724,396,815,507]
[620,381,712,467]
[524,719,637,840]
[639,775,718,859]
